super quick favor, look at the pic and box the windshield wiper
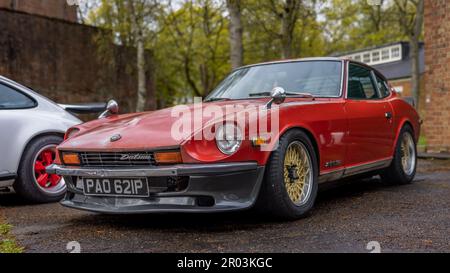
[204,97,232,102]
[249,91,314,98]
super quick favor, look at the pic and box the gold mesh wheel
[400,132,416,176]
[283,141,313,206]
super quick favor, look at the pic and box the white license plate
[82,178,149,197]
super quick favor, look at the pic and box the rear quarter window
[0,83,36,109]
[375,75,391,98]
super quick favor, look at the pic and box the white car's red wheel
[33,145,65,194]
[14,135,66,203]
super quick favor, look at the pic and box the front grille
[79,151,156,167]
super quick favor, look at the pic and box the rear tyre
[380,125,417,185]
[14,135,66,203]
[256,129,318,220]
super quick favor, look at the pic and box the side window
[375,74,391,98]
[347,64,380,100]
[0,84,36,109]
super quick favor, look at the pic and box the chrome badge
[110,134,122,142]
[120,154,152,161]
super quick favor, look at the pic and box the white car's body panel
[0,76,81,187]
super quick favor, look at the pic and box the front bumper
[46,162,265,214]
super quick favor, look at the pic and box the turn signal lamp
[154,151,183,164]
[251,136,270,147]
[62,153,81,165]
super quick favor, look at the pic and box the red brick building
[423,1,450,153]
[0,0,77,22]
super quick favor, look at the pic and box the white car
[0,75,105,202]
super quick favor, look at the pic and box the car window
[0,83,36,109]
[375,74,390,98]
[347,64,380,100]
[208,61,343,99]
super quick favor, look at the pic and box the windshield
[206,60,342,100]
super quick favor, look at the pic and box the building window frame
[344,44,403,66]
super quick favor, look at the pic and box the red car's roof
[236,57,346,71]
[237,57,389,81]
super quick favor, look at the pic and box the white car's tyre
[14,135,66,203]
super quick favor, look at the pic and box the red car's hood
[59,99,269,151]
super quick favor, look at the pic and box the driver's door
[344,63,395,166]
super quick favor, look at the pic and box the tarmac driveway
[1,159,449,253]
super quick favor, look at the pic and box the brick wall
[0,0,77,22]
[423,0,450,153]
[0,8,155,114]
[389,76,426,116]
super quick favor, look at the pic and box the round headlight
[215,123,242,155]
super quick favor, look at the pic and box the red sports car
[47,58,420,219]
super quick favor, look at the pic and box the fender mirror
[99,100,119,118]
[266,87,286,109]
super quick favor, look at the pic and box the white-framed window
[342,44,403,65]
[381,49,390,60]
[363,53,371,63]
[391,47,400,58]
[372,51,380,62]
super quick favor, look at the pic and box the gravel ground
[1,159,449,253]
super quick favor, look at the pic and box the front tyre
[14,135,66,203]
[256,129,318,220]
[380,125,417,185]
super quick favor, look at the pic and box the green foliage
[0,239,23,253]
[155,0,230,104]
[418,136,427,147]
[243,0,326,61]
[0,222,23,253]
[86,0,422,106]
[320,0,420,54]
[0,223,12,235]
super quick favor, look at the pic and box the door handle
[385,112,392,119]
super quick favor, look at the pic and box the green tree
[392,0,424,109]
[321,0,403,54]
[88,0,159,111]
[155,0,230,103]
[226,0,244,69]
[242,0,324,62]
[84,0,423,108]
[321,0,424,108]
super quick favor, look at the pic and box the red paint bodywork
[57,59,421,177]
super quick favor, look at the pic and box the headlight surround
[64,128,80,140]
[215,123,242,155]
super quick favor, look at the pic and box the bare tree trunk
[410,0,424,110]
[136,34,147,112]
[226,0,243,69]
[128,0,147,112]
[280,0,300,59]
